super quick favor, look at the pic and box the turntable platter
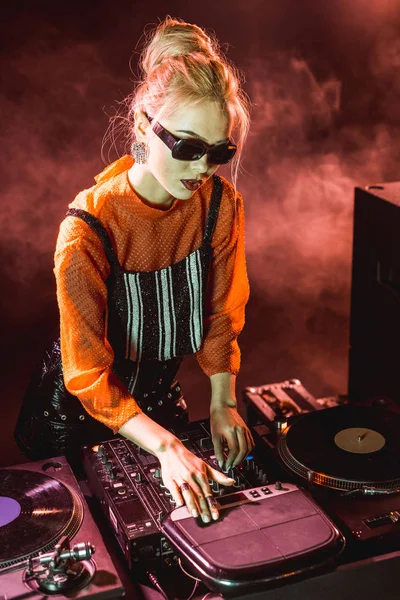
[277,405,400,490]
[0,469,83,567]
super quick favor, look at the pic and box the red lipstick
[181,179,201,191]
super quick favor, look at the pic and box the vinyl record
[277,405,400,490]
[0,469,83,567]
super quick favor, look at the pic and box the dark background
[2,0,400,467]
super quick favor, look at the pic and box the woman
[15,17,253,524]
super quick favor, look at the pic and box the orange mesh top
[54,155,250,432]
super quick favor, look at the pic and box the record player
[0,456,124,599]
[243,379,400,559]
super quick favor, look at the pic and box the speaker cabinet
[349,183,400,406]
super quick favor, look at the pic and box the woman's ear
[134,110,150,142]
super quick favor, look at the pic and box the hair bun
[141,16,219,75]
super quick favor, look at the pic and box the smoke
[237,41,400,395]
[2,1,400,409]
[0,35,129,326]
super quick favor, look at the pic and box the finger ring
[179,482,190,493]
[206,495,218,508]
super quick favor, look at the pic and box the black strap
[203,175,223,247]
[66,208,119,270]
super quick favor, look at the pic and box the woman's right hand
[156,439,236,523]
[119,412,235,523]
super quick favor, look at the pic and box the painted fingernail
[212,511,219,521]
[191,509,199,518]
[218,460,223,469]
[202,514,211,523]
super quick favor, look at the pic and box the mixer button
[249,490,261,498]
[199,437,213,449]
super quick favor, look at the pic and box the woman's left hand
[210,404,254,472]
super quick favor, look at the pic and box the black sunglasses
[147,115,237,165]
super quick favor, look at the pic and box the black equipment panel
[161,483,344,596]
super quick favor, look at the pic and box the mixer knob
[123,454,133,465]
[275,481,282,491]
[101,453,110,464]
[234,476,241,488]
[111,467,123,480]
[244,457,255,470]
[135,473,143,483]
[154,468,162,479]
[256,468,267,485]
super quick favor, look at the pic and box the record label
[0,497,21,526]
[334,428,386,454]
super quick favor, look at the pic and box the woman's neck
[127,164,174,210]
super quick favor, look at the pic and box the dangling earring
[131,141,149,165]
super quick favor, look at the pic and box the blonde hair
[105,17,251,187]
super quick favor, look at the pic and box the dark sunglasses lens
[208,144,237,165]
[173,140,205,161]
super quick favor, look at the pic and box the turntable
[244,381,400,553]
[0,456,124,599]
[277,404,400,492]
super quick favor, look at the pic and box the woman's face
[135,101,231,208]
